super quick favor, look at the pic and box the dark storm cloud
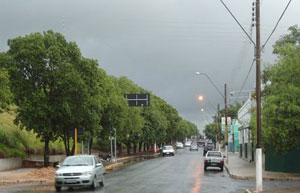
[1,0,299,132]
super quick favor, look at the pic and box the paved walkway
[224,152,300,181]
[246,187,300,193]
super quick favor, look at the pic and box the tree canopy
[262,25,300,153]
[0,30,199,162]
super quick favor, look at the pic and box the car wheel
[99,177,104,187]
[90,177,97,190]
[220,166,224,172]
[172,153,175,156]
[55,186,61,192]
[162,153,165,157]
[204,166,207,171]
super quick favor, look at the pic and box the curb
[224,164,300,181]
[0,180,53,186]
[105,153,160,172]
[224,164,254,180]
[0,153,160,186]
[245,189,253,193]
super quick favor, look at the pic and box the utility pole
[255,0,263,191]
[224,84,228,163]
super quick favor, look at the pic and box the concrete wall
[28,155,66,162]
[0,157,23,171]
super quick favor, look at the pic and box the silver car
[55,155,104,191]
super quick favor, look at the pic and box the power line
[234,58,255,104]
[262,0,292,51]
[219,0,256,46]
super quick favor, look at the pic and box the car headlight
[55,172,63,176]
[82,171,93,176]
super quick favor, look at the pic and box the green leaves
[2,30,199,157]
[262,26,300,153]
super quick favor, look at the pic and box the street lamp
[195,72,224,99]
[198,95,204,101]
[195,72,229,163]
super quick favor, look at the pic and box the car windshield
[163,146,173,150]
[207,143,214,147]
[63,157,93,166]
[207,152,222,157]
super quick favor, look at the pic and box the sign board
[221,117,231,125]
[124,94,150,107]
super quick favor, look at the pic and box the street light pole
[224,84,228,163]
[114,128,117,163]
[217,103,221,151]
[196,72,229,163]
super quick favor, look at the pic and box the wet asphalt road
[1,147,300,193]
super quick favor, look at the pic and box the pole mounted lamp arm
[196,72,225,99]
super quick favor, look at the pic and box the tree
[0,53,12,112]
[204,123,218,144]
[262,25,300,153]
[6,30,103,165]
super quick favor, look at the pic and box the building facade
[238,97,255,163]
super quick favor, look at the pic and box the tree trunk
[44,137,50,167]
[143,143,146,152]
[133,142,137,154]
[88,137,93,155]
[63,136,69,156]
[146,143,150,151]
[139,142,142,152]
[126,141,131,155]
[118,142,122,155]
[71,139,75,155]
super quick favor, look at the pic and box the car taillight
[221,160,224,164]
[205,160,208,163]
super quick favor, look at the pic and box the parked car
[190,143,198,151]
[176,142,184,149]
[184,141,192,147]
[55,155,104,191]
[203,142,215,156]
[204,151,224,171]
[162,145,175,156]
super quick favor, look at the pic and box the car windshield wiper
[62,164,71,166]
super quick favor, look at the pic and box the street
[1,147,300,193]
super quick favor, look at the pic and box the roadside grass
[0,107,65,158]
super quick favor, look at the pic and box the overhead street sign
[124,94,150,107]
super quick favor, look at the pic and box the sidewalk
[224,152,300,181]
[246,187,300,193]
[0,153,159,185]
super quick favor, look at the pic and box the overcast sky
[1,0,299,133]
